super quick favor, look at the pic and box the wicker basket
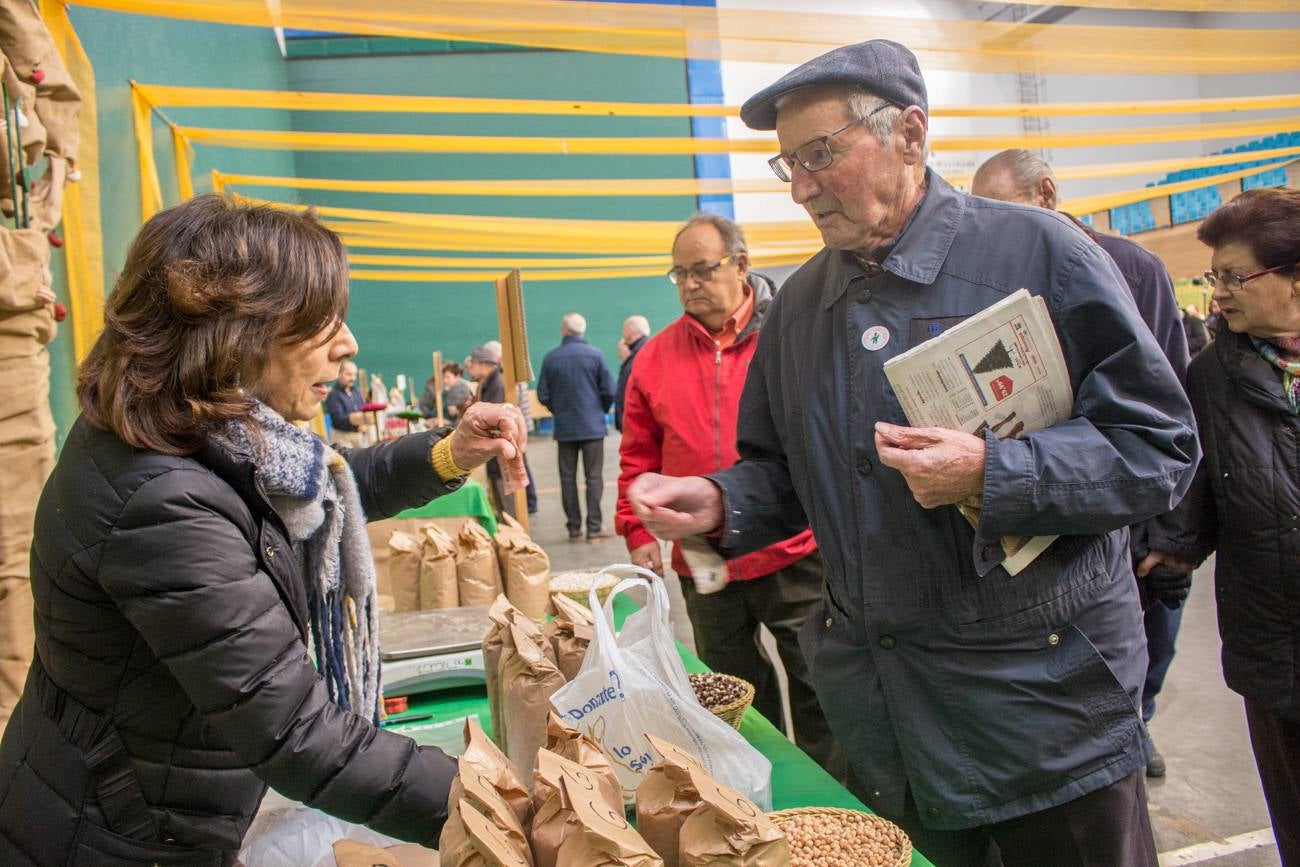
[689,673,755,730]
[548,570,619,608]
[768,807,911,867]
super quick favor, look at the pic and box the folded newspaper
[882,289,1074,575]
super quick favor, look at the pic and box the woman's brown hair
[1197,187,1300,275]
[78,194,349,455]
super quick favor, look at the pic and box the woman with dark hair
[1146,187,1300,864]
[0,195,526,865]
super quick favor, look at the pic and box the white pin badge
[861,325,890,351]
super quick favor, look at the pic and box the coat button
[857,458,873,476]
[856,288,873,304]
[872,789,881,798]
[825,617,834,628]
[879,635,896,649]
[1048,633,1060,646]
[265,545,276,559]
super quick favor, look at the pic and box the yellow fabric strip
[1061,159,1300,215]
[349,260,828,282]
[347,251,814,270]
[42,0,104,362]
[956,0,1294,12]
[130,81,163,222]
[68,0,1300,74]
[332,226,821,255]
[217,146,1300,199]
[171,126,193,200]
[178,116,1300,156]
[218,174,785,196]
[135,83,1300,119]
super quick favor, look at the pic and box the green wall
[47,19,700,440]
[281,46,696,393]
[48,9,297,444]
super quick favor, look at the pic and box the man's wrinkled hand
[449,402,527,470]
[874,422,986,509]
[629,541,664,576]
[626,474,723,540]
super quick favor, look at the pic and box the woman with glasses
[1147,187,1300,864]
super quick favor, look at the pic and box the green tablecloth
[394,477,497,536]
[388,594,935,867]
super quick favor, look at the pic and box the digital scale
[379,605,491,696]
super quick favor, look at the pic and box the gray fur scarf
[210,400,381,721]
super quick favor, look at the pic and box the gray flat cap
[740,39,927,131]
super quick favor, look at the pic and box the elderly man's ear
[899,106,929,166]
[1036,176,1058,211]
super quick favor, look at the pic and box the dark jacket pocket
[71,820,222,867]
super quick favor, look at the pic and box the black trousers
[1245,698,1300,866]
[859,770,1157,867]
[679,551,846,781]
[556,438,604,536]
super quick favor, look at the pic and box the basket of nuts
[769,807,911,867]
[549,570,620,608]
[688,672,755,730]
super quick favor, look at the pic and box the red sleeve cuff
[623,525,656,551]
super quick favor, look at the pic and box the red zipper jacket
[616,273,817,581]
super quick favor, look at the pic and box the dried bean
[689,673,747,709]
[776,811,907,867]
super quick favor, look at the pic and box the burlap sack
[531,749,622,867]
[449,757,531,859]
[494,514,549,621]
[419,525,459,609]
[557,776,662,867]
[543,593,594,681]
[500,623,566,780]
[463,716,533,833]
[635,734,707,867]
[438,800,530,867]
[457,521,503,606]
[387,530,422,612]
[544,711,623,808]
[483,596,556,753]
[677,766,789,866]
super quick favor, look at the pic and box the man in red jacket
[617,213,842,776]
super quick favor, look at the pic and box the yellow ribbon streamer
[171,126,194,200]
[130,81,163,222]
[1060,159,1300,215]
[134,82,1300,119]
[42,0,105,362]
[69,0,1300,74]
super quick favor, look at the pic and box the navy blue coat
[710,171,1198,828]
[614,335,648,432]
[536,335,616,442]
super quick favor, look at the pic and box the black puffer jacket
[0,417,461,866]
[1152,321,1300,718]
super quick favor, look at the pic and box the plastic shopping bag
[548,565,772,809]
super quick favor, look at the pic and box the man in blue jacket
[627,40,1197,866]
[537,312,617,541]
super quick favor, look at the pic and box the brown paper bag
[677,766,789,866]
[494,521,550,622]
[558,776,663,867]
[531,749,624,867]
[635,734,707,867]
[385,844,441,867]
[387,531,423,612]
[500,623,566,779]
[333,839,402,867]
[439,800,531,867]
[483,596,556,753]
[450,757,532,859]
[543,593,595,681]
[544,711,623,808]
[463,716,533,833]
[419,525,459,609]
[457,521,504,606]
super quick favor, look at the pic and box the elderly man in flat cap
[627,39,1197,865]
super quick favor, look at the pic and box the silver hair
[623,315,651,338]
[774,86,903,145]
[673,212,748,257]
[976,149,1056,199]
[561,312,587,336]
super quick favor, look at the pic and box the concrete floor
[525,431,1281,866]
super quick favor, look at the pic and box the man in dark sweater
[536,313,617,541]
[973,149,1192,779]
[614,315,650,431]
